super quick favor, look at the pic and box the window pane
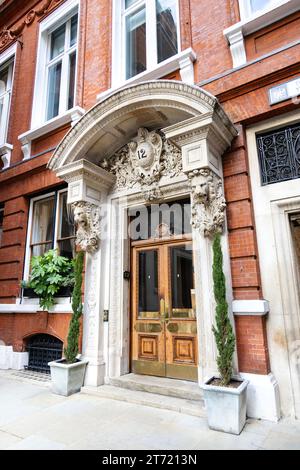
[126,7,146,79]
[0,207,4,246]
[31,197,55,245]
[156,0,178,63]
[170,245,194,318]
[58,239,75,259]
[47,61,62,120]
[50,24,65,60]
[138,250,159,318]
[250,0,276,14]
[32,243,53,258]
[59,193,75,239]
[0,66,9,95]
[125,0,139,8]
[68,52,76,110]
[70,14,78,47]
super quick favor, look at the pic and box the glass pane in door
[138,250,159,318]
[170,245,194,318]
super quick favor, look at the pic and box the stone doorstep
[109,373,203,402]
[81,385,206,418]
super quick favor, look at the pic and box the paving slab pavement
[0,371,300,450]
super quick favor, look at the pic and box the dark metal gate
[26,334,63,374]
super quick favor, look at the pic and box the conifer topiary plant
[64,251,84,364]
[212,233,236,386]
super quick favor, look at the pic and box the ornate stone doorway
[48,81,238,387]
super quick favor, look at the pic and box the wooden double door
[131,238,198,382]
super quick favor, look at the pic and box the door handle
[160,298,170,321]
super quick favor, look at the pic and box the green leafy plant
[212,233,236,386]
[22,249,74,311]
[64,251,84,364]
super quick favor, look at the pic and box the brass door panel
[131,240,198,382]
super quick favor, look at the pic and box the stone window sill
[0,301,72,314]
[232,299,270,316]
[224,0,300,67]
[18,106,85,161]
[98,48,197,102]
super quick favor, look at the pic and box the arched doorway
[48,80,237,387]
[26,334,63,374]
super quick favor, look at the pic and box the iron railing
[25,334,63,374]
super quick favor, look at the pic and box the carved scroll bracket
[0,0,63,51]
[188,169,226,238]
[72,201,101,254]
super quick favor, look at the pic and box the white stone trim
[99,48,197,101]
[0,143,13,169]
[232,299,270,316]
[0,42,17,65]
[224,0,300,67]
[0,303,72,314]
[240,372,281,421]
[246,109,300,419]
[0,346,28,371]
[49,81,235,172]
[225,29,247,68]
[19,106,85,160]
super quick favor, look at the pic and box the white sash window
[0,59,14,146]
[113,0,180,84]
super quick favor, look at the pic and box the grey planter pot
[48,358,88,397]
[201,376,249,435]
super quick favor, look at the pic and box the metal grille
[26,334,63,374]
[256,123,300,185]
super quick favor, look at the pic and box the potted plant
[21,249,74,310]
[49,251,88,396]
[201,234,249,435]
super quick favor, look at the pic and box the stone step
[82,384,206,418]
[109,373,203,401]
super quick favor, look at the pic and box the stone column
[56,159,115,386]
[164,112,238,382]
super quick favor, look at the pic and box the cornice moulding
[0,0,65,52]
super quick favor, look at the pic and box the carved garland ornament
[100,128,183,202]
[72,201,101,253]
[0,0,63,51]
[188,169,226,237]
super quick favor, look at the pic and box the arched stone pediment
[48,80,235,171]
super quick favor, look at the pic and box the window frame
[0,44,16,146]
[45,14,78,120]
[24,189,76,281]
[31,0,79,129]
[112,0,181,87]
[239,0,290,20]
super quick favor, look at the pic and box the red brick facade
[0,0,299,375]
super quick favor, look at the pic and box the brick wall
[0,311,82,352]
